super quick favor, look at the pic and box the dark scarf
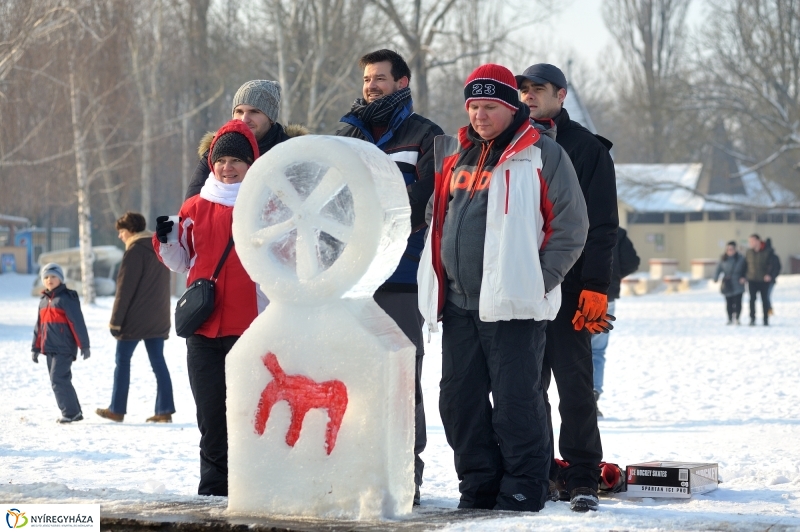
[350,87,411,126]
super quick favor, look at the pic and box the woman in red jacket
[154,120,265,496]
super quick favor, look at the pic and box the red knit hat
[464,64,519,112]
[207,119,260,172]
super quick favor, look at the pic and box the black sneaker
[749,318,756,326]
[413,484,420,506]
[57,412,84,424]
[569,487,599,512]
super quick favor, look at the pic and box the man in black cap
[515,63,619,512]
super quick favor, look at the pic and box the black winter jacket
[337,99,443,289]
[608,227,640,301]
[32,283,90,357]
[538,108,618,295]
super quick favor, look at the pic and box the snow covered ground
[1,271,799,530]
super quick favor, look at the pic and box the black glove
[585,313,616,334]
[110,327,122,338]
[32,351,39,363]
[155,215,174,244]
[81,348,91,360]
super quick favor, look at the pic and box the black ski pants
[748,280,770,322]
[440,301,550,512]
[46,353,82,418]
[543,290,602,491]
[186,334,239,497]
[725,294,743,321]
[373,291,427,487]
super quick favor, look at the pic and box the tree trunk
[69,70,95,304]
[92,120,123,221]
[273,0,292,124]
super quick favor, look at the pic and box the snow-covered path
[1,272,799,530]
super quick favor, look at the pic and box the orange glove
[578,289,608,321]
[572,310,585,331]
[585,313,616,334]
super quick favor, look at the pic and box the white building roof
[616,163,799,212]
[563,83,596,134]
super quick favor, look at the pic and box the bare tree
[367,0,462,117]
[129,0,164,222]
[256,0,376,132]
[699,0,800,195]
[603,0,692,163]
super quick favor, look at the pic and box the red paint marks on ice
[253,352,348,455]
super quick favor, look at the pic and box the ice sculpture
[226,135,415,519]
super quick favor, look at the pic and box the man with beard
[337,49,444,506]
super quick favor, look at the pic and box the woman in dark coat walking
[96,212,175,423]
[714,241,746,325]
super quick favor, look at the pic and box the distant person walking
[714,241,746,326]
[96,212,175,424]
[742,234,779,326]
[31,263,91,423]
[591,227,639,417]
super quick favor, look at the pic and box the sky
[514,0,710,82]
[2,270,800,529]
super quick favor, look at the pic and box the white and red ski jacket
[418,122,588,331]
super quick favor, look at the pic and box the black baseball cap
[515,63,567,91]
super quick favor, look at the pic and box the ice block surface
[228,136,415,519]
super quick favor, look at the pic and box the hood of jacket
[197,122,309,158]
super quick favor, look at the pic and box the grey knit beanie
[231,80,281,123]
[40,263,65,284]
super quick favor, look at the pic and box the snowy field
[1,271,799,531]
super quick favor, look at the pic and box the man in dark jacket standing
[337,49,444,505]
[592,227,639,416]
[186,80,290,199]
[743,234,779,326]
[516,63,619,512]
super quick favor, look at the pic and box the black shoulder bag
[174,237,234,338]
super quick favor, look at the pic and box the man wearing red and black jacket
[517,63,619,512]
[419,64,587,512]
[337,49,444,504]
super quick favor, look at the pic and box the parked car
[31,245,123,297]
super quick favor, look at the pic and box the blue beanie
[40,263,65,284]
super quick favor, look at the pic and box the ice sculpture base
[226,300,416,520]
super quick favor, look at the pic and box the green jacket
[745,244,777,281]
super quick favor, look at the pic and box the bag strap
[210,237,235,282]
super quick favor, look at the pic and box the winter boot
[57,412,84,424]
[146,413,173,423]
[569,487,599,512]
[96,408,124,422]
